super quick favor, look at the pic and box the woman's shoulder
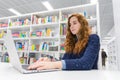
[89,34,99,39]
[88,34,100,42]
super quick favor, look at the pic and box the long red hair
[64,13,90,54]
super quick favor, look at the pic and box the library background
[0,0,120,71]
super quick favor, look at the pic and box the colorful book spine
[60,24,67,35]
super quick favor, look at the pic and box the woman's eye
[73,23,76,25]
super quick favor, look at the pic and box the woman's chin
[72,32,76,35]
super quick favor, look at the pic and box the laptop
[4,30,60,74]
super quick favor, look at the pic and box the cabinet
[0,3,100,64]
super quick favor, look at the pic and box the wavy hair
[64,13,91,54]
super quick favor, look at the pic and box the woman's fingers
[28,62,43,69]
[42,57,51,62]
[38,57,50,62]
[28,57,52,70]
[37,66,46,70]
[36,62,52,70]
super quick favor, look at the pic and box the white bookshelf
[0,3,100,64]
[107,37,118,70]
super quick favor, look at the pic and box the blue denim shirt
[61,34,100,70]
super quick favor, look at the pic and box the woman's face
[69,16,81,35]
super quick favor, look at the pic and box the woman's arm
[28,35,100,70]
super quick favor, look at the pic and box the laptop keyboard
[22,64,48,72]
[22,65,36,70]
[22,64,40,73]
[22,65,31,70]
[22,64,60,73]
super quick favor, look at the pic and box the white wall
[98,0,114,39]
[112,0,120,70]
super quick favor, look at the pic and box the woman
[28,13,100,70]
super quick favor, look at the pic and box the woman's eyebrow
[73,20,77,23]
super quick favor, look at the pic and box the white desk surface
[0,62,120,80]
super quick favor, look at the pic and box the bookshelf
[107,37,118,70]
[0,3,100,64]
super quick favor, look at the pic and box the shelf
[17,51,29,53]
[39,51,59,54]
[8,25,30,31]
[0,51,7,53]
[60,20,67,24]
[60,35,66,39]
[13,37,29,41]
[31,23,59,30]
[31,22,59,27]
[30,37,59,41]
[0,38,4,43]
[29,51,39,53]
[0,27,8,31]
[29,51,59,54]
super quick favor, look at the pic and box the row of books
[18,52,28,64]
[30,41,58,51]
[60,43,65,51]
[30,28,54,37]
[9,18,31,27]
[0,22,8,28]
[32,15,58,24]
[61,14,69,21]
[15,41,29,51]
[0,28,54,38]
[61,12,96,21]
[15,40,62,52]
[0,12,96,28]
[60,24,67,36]
[12,31,29,38]
[18,52,37,64]
[0,30,6,38]
[0,52,9,62]
[28,53,36,64]
[0,15,58,28]
[19,52,59,64]
[31,44,39,51]
[0,43,6,52]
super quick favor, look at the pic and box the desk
[0,62,120,80]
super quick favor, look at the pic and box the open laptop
[4,30,60,74]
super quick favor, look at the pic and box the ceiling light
[8,8,22,16]
[42,1,54,11]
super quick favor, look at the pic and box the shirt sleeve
[61,60,66,69]
[63,34,100,70]
[62,53,70,60]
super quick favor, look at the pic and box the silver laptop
[4,30,60,74]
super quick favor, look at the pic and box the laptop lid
[4,30,23,72]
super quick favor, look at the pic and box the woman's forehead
[70,17,78,22]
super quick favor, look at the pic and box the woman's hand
[37,57,51,62]
[27,57,50,70]
[28,61,62,70]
